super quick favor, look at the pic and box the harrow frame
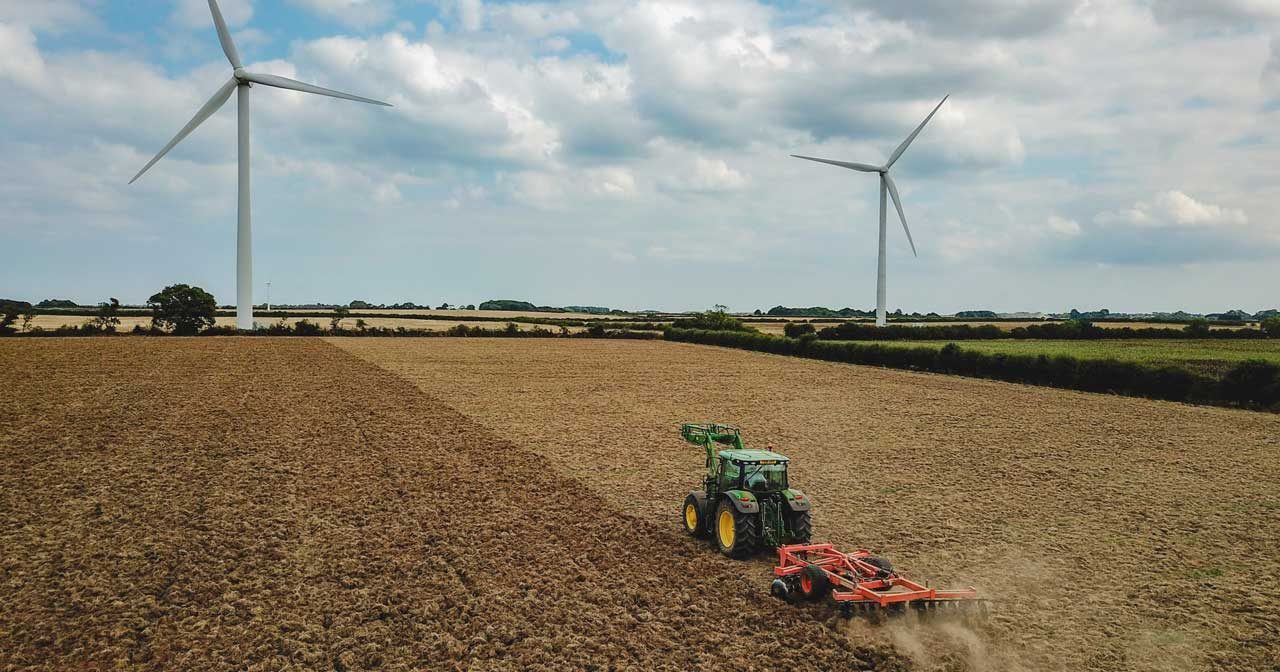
[772,543,980,615]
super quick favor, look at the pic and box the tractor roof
[719,449,789,463]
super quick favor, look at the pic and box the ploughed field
[0,339,896,671]
[334,339,1280,672]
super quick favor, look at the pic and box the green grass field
[847,339,1280,378]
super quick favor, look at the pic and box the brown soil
[0,338,900,671]
[333,338,1280,672]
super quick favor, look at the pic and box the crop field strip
[0,339,900,671]
[832,338,1280,377]
[334,338,1280,672]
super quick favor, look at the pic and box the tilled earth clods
[0,339,902,671]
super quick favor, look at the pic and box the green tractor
[680,423,812,558]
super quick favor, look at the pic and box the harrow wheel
[797,564,830,601]
[863,556,895,590]
[682,495,705,538]
[714,499,758,559]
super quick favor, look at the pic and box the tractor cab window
[718,459,740,491]
[742,463,787,491]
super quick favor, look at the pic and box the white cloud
[450,0,485,32]
[660,156,749,194]
[1098,191,1248,229]
[1151,0,1280,26]
[1047,215,1082,236]
[0,0,97,32]
[374,182,402,204]
[489,4,579,37]
[586,166,636,198]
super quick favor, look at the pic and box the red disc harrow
[771,543,982,617]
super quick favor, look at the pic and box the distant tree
[711,304,729,314]
[504,322,519,335]
[293,319,323,336]
[1183,318,1212,337]
[1262,316,1280,338]
[92,298,122,332]
[355,318,368,331]
[0,299,32,336]
[36,299,78,309]
[349,300,373,309]
[438,302,450,310]
[784,322,816,338]
[21,307,36,332]
[331,306,350,331]
[752,309,763,316]
[671,311,756,332]
[148,284,217,335]
[465,304,476,310]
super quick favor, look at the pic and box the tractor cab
[715,450,789,493]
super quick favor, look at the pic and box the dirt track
[334,338,1280,672]
[0,339,902,671]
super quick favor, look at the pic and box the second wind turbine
[793,95,948,327]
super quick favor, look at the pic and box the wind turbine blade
[241,72,392,106]
[208,0,242,69]
[885,95,948,169]
[884,174,917,257]
[129,78,238,184]
[790,155,881,173]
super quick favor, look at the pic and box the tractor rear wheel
[798,564,831,601]
[787,510,812,543]
[682,495,705,537]
[714,499,758,559]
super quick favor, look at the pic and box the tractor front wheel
[682,495,705,537]
[714,499,758,559]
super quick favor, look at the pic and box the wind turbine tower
[130,0,391,330]
[793,96,948,327]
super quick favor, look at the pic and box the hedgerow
[816,320,1270,341]
[665,328,1279,411]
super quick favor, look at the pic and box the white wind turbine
[130,0,391,330]
[793,96,948,327]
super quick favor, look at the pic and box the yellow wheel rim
[718,509,736,549]
[684,503,698,531]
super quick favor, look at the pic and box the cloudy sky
[1,0,1277,313]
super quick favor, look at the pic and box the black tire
[713,498,759,559]
[798,564,831,601]
[682,495,705,537]
[787,509,812,543]
[863,556,895,590]
[863,556,893,577]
